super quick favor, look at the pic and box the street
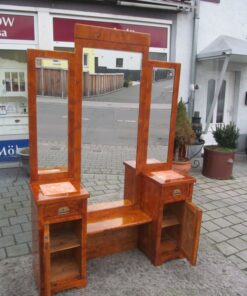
[37,79,173,146]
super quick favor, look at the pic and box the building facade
[0,0,247,156]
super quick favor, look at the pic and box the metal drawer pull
[15,119,20,123]
[57,206,70,215]
[173,189,181,196]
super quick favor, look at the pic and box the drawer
[43,200,82,220]
[162,184,190,203]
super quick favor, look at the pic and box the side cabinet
[139,171,202,266]
[31,182,89,296]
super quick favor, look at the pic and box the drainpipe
[188,0,200,118]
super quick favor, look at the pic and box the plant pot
[172,159,191,175]
[17,147,30,177]
[202,145,235,180]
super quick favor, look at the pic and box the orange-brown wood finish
[28,24,202,296]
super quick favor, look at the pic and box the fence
[36,69,124,98]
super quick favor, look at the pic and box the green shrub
[212,123,239,150]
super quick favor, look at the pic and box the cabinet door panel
[181,201,202,265]
[43,224,51,296]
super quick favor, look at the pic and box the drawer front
[162,184,190,203]
[43,200,82,220]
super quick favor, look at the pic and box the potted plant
[202,123,239,179]
[172,100,196,174]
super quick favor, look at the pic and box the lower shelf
[51,250,80,284]
[160,237,177,253]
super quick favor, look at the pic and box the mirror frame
[142,60,181,172]
[27,49,75,182]
[74,24,150,178]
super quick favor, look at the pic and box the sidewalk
[0,144,247,294]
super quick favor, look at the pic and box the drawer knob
[15,119,20,123]
[57,206,70,215]
[173,189,181,196]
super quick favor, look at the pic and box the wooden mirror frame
[142,60,181,172]
[27,49,76,182]
[73,24,151,180]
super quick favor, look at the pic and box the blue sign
[0,139,29,162]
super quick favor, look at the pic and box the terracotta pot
[172,159,191,175]
[202,146,235,180]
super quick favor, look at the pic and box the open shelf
[160,237,178,253]
[50,220,81,253]
[87,208,151,235]
[162,214,179,228]
[51,249,81,284]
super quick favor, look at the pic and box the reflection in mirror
[81,49,142,204]
[35,58,68,171]
[147,68,175,163]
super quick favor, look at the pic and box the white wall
[175,11,194,102]
[95,49,142,71]
[198,0,247,52]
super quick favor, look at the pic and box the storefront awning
[197,35,247,63]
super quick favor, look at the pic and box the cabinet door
[43,224,51,296]
[180,201,202,265]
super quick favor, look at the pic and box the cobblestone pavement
[0,144,247,278]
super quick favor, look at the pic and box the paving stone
[236,250,247,262]
[228,254,247,270]
[0,198,11,205]
[206,231,227,243]
[9,215,28,225]
[0,235,15,248]
[5,201,22,210]
[219,227,241,238]
[207,210,224,219]
[1,191,14,198]
[0,210,16,219]
[231,224,247,235]
[213,218,232,228]
[6,243,29,257]
[236,212,247,221]
[202,221,220,232]
[1,225,22,236]
[217,207,234,216]
[202,213,212,222]
[21,222,31,232]
[0,248,6,260]
[14,231,32,244]
[241,234,247,241]
[16,207,31,215]
[228,205,245,213]
[216,242,238,256]
[201,203,218,211]
[0,218,9,227]
[227,237,247,251]
[224,215,243,225]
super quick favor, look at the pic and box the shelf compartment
[162,214,179,228]
[160,225,180,254]
[160,237,178,253]
[50,220,81,253]
[51,249,81,284]
[87,207,151,235]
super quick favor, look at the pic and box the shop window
[83,54,88,67]
[4,71,26,92]
[116,58,123,68]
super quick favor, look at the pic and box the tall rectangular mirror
[81,48,142,204]
[35,57,69,171]
[146,62,180,168]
